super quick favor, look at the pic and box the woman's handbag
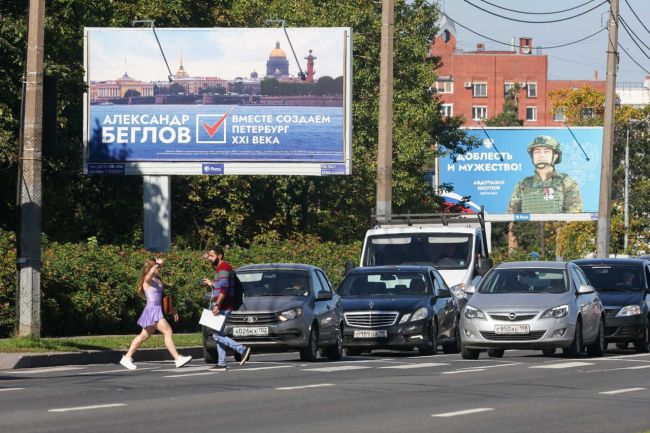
[162,294,173,315]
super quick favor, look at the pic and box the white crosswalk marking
[276,383,334,390]
[432,408,494,418]
[302,365,372,373]
[599,387,646,395]
[10,366,84,374]
[530,362,593,369]
[379,362,449,369]
[48,403,126,413]
[0,388,25,392]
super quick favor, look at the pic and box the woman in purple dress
[120,258,192,370]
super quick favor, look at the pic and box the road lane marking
[164,365,293,378]
[9,366,85,374]
[302,365,372,373]
[49,403,126,413]
[231,366,294,372]
[0,388,25,392]
[455,363,521,371]
[276,383,335,391]
[432,408,494,418]
[164,372,214,378]
[441,369,485,374]
[379,362,449,369]
[529,362,593,369]
[78,367,156,375]
[599,387,646,395]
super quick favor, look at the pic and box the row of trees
[261,76,344,96]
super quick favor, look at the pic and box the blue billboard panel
[84,27,352,175]
[438,127,603,221]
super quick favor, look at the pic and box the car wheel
[419,321,438,355]
[487,348,505,358]
[460,342,480,360]
[587,319,605,357]
[563,319,583,358]
[326,327,344,361]
[541,348,556,356]
[633,319,650,353]
[203,346,217,364]
[345,347,363,356]
[300,326,319,362]
[443,325,461,354]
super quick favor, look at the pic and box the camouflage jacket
[508,171,583,213]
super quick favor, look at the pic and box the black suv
[573,258,650,352]
[202,263,343,362]
[337,265,461,355]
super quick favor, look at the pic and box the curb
[0,346,204,370]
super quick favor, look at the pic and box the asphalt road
[1,348,649,433]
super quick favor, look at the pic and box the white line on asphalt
[379,362,449,369]
[455,363,521,371]
[529,362,593,369]
[9,366,85,374]
[157,366,212,373]
[78,367,156,375]
[48,403,126,413]
[596,365,650,372]
[441,368,485,375]
[0,388,25,392]
[599,387,647,395]
[164,372,215,378]
[432,408,494,418]
[163,365,293,378]
[302,365,373,373]
[276,383,335,391]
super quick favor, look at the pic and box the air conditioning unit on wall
[519,82,527,88]
[464,81,472,88]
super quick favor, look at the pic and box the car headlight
[278,307,303,321]
[450,283,466,299]
[616,305,641,317]
[541,304,569,319]
[410,307,429,322]
[399,313,412,324]
[464,305,486,320]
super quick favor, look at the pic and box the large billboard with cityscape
[83,27,352,175]
[437,127,604,222]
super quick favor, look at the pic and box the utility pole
[376,0,394,221]
[596,0,619,258]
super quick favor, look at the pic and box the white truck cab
[359,211,493,300]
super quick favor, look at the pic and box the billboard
[437,127,603,222]
[83,27,352,175]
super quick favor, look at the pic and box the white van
[359,212,493,300]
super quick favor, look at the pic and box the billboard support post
[143,176,171,253]
[596,0,619,258]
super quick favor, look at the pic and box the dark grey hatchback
[338,265,461,355]
[202,263,343,362]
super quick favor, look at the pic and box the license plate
[494,324,529,334]
[232,327,269,337]
[353,330,388,338]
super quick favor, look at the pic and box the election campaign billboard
[83,27,352,175]
[437,127,603,222]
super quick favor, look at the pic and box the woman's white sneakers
[175,355,192,368]
[120,356,137,370]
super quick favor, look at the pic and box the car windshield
[237,270,310,297]
[578,265,643,292]
[338,272,429,297]
[478,268,568,294]
[363,234,472,270]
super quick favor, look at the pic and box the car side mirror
[437,288,452,298]
[316,290,333,301]
[577,284,595,295]
[464,284,476,295]
[476,257,493,276]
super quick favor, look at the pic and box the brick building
[431,17,605,126]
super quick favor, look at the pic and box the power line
[444,13,607,50]
[623,0,650,37]
[618,42,650,74]
[475,0,600,16]
[619,15,650,55]
[461,0,608,24]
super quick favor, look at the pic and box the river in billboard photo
[439,128,603,218]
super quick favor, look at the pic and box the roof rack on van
[370,207,486,228]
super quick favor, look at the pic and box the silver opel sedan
[460,261,605,359]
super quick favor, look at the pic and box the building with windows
[431,17,605,126]
[617,76,650,108]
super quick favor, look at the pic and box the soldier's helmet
[527,135,562,164]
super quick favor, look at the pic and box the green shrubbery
[0,231,361,338]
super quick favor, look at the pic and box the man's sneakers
[174,355,192,368]
[240,346,252,366]
[119,355,136,370]
[209,365,227,372]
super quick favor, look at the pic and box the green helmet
[527,135,562,164]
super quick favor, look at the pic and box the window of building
[472,106,487,121]
[581,107,595,119]
[527,82,537,98]
[553,109,565,122]
[526,106,537,121]
[504,82,515,96]
[473,82,487,97]
[434,81,454,93]
[440,104,453,117]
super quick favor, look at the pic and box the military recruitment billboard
[437,127,604,222]
[83,27,352,175]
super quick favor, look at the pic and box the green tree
[485,84,522,127]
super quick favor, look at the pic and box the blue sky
[440,0,650,83]
[87,28,348,82]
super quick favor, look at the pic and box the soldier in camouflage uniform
[508,135,583,213]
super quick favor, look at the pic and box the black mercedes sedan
[338,265,461,356]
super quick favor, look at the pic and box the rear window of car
[577,264,643,291]
[478,268,568,294]
[338,272,429,297]
[237,270,310,297]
